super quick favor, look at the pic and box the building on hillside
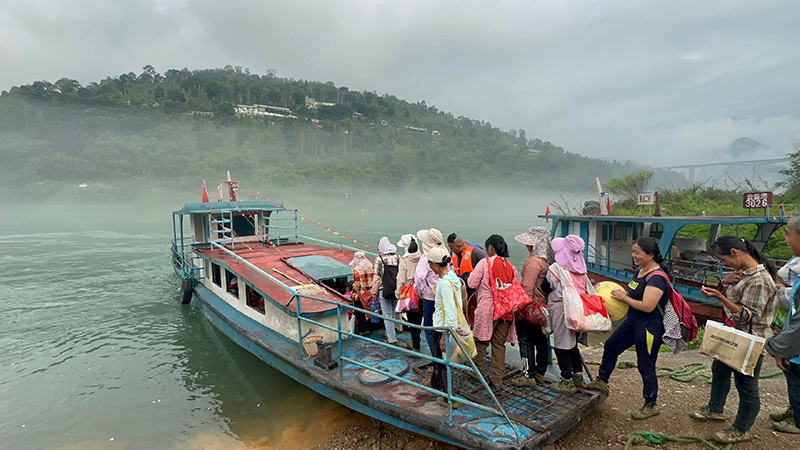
[236,104,297,119]
[431,130,440,135]
[305,97,336,109]
[405,126,428,133]
[380,120,388,126]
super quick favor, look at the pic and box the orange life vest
[452,244,475,276]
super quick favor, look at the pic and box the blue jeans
[786,362,800,428]
[599,315,664,403]
[378,291,397,343]
[708,355,764,432]
[423,299,436,355]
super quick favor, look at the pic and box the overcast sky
[1,0,798,169]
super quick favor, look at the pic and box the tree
[166,90,186,103]
[55,78,80,94]
[778,142,800,195]
[154,86,165,100]
[138,65,157,83]
[605,169,654,202]
[212,102,236,122]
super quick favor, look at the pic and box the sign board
[743,191,773,209]
[638,193,655,205]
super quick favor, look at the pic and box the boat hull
[189,282,543,450]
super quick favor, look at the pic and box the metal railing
[298,234,379,258]
[207,241,520,443]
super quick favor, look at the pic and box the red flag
[201,180,209,203]
[606,195,612,214]
[545,204,551,223]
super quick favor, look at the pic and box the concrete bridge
[653,157,788,183]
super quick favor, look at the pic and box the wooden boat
[540,211,792,322]
[171,193,606,450]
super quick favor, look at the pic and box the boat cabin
[542,213,790,320]
[172,201,361,345]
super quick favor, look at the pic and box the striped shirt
[723,264,777,346]
[777,256,800,308]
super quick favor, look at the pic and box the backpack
[380,255,399,300]
[647,271,699,342]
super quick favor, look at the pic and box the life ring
[180,278,194,304]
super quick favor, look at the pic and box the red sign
[743,192,773,209]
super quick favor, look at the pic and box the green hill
[0,65,683,190]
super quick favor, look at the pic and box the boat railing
[585,243,729,287]
[766,203,797,217]
[172,239,204,280]
[207,242,519,441]
[293,294,521,443]
[298,234,379,258]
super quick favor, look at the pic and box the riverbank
[316,348,799,450]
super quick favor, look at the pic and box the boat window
[211,263,222,287]
[601,224,627,242]
[232,214,256,237]
[225,269,239,297]
[649,223,664,238]
[245,284,266,314]
[320,276,352,294]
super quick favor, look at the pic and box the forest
[0,65,683,190]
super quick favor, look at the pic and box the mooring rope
[624,430,732,450]
[617,361,783,383]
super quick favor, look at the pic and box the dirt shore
[317,348,799,450]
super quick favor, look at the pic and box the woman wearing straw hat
[510,227,554,387]
[415,228,447,356]
[396,234,423,352]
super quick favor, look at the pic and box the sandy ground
[317,348,799,450]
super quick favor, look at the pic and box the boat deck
[196,241,356,314]
[194,280,605,450]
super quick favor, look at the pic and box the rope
[617,361,785,383]
[244,188,377,249]
[624,431,731,450]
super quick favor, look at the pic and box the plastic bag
[519,301,551,329]
[551,263,611,332]
[395,283,419,313]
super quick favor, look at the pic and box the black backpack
[380,255,399,300]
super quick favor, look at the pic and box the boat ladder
[209,210,234,249]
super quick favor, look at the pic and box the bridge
[653,157,788,183]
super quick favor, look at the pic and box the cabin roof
[288,255,353,280]
[538,214,789,224]
[174,200,287,215]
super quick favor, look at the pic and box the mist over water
[0,184,563,449]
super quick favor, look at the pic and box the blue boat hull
[189,282,540,450]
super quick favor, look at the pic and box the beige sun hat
[416,228,444,254]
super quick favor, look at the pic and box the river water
[0,187,552,449]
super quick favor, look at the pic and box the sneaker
[406,340,418,351]
[583,378,609,394]
[572,374,586,388]
[688,406,726,422]
[510,375,537,387]
[436,396,460,410]
[534,373,547,384]
[710,426,751,444]
[770,407,793,422]
[773,420,800,434]
[631,402,660,420]
[550,379,577,394]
